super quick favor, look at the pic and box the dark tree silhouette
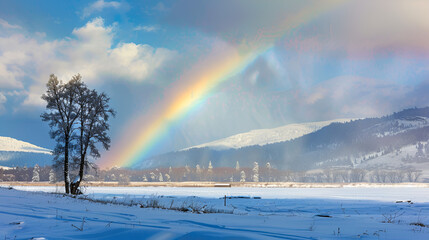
[71,85,115,194]
[41,74,115,194]
[41,74,83,193]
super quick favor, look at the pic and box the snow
[353,142,429,180]
[183,119,355,150]
[1,186,429,239]
[0,136,51,154]
[372,116,429,138]
[0,165,13,170]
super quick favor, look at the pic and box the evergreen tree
[32,164,40,182]
[196,164,202,180]
[240,170,246,182]
[253,162,259,182]
[208,161,213,174]
[266,162,272,182]
[416,142,424,157]
[196,164,202,174]
[207,161,213,180]
[165,173,171,182]
[49,169,55,183]
[150,172,156,181]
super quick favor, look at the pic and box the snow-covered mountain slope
[367,116,429,137]
[142,107,429,172]
[313,140,429,181]
[0,136,51,154]
[183,118,355,150]
[0,136,52,167]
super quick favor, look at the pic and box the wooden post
[224,195,226,206]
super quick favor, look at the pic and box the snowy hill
[141,107,429,180]
[0,136,51,154]
[183,118,355,151]
[0,137,52,167]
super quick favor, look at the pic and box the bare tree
[405,168,422,182]
[71,86,115,194]
[323,169,334,182]
[349,168,366,182]
[41,74,82,193]
[386,170,404,183]
[371,169,388,183]
[42,74,114,194]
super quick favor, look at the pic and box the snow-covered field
[1,186,429,239]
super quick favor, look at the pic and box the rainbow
[100,1,346,169]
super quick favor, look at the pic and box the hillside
[140,107,429,179]
[0,137,52,167]
[182,118,354,150]
[0,137,51,154]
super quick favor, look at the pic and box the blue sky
[1,0,429,158]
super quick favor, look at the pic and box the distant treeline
[1,164,423,183]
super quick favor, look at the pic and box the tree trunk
[71,151,85,195]
[64,135,70,194]
[71,115,86,195]
[78,117,86,193]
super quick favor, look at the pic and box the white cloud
[0,34,42,89]
[0,92,6,114]
[0,18,176,107]
[134,25,159,32]
[302,75,411,117]
[82,0,121,18]
[0,18,21,29]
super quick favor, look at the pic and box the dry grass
[2,181,429,188]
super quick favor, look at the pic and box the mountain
[140,107,429,180]
[182,119,355,151]
[0,136,52,167]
